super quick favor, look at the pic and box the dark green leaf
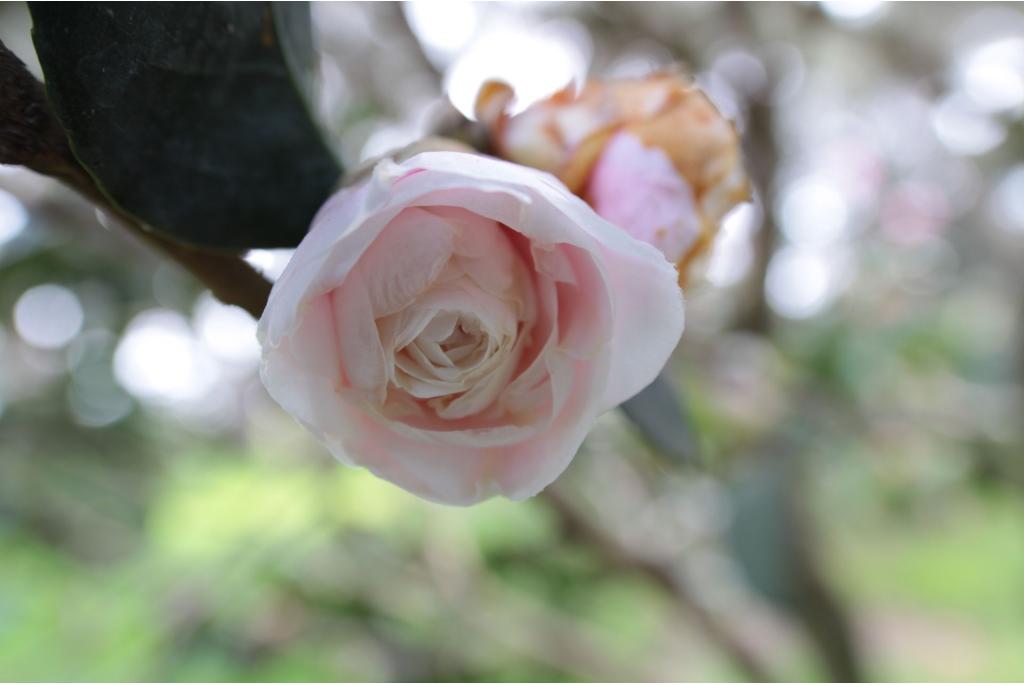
[30,2,341,249]
[618,372,700,466]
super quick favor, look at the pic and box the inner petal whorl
[375,206,538,423]
[395,311,492,390]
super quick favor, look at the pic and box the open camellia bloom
[475,72,750,283]
[258,151,684,505]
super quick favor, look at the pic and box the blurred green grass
[2,439,1023,681]
[821,473,1024,681]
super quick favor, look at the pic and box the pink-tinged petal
[586,131,701,263]
[491,354,607,500]
[351,207,456,317]
[552,244,612,359]
[598,243,685,410]
[260,295,353,464]
[329,280,387,401]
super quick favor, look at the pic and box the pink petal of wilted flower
[587,131,701,263]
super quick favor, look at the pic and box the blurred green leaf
[618,372,699,466]
[29,2,341,249]
[727,454,799,610]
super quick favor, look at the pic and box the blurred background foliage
[2,1,1024,681]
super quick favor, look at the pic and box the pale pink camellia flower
[258,151,684,506]
[476,72,749,284]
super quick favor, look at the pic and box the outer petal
[258,180,373,348]
[260,294,353,464]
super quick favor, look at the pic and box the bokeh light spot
[957,37,1024,114]
[193,294,261,367]
[13,284,84,350]
[931,93,1006,156]
[403,0,478,65]
[244,249,294,282]
[0,188,29,247]
[766,247,836,319]
[445,20,591,119]
[114,309,219,404]
[820,0,887,26]
[779,176,850,247]
[707,204,760,288]
[990,165,1024,234]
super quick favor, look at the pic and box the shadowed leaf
[29,2,341,249]
[618,372,699,466]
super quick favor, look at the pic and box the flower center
[392,310,488,388]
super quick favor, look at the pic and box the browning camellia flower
[258,151,684,505]
[475,72,750,283]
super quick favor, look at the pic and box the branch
[0,39,273,319]
[541,487,777,682]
